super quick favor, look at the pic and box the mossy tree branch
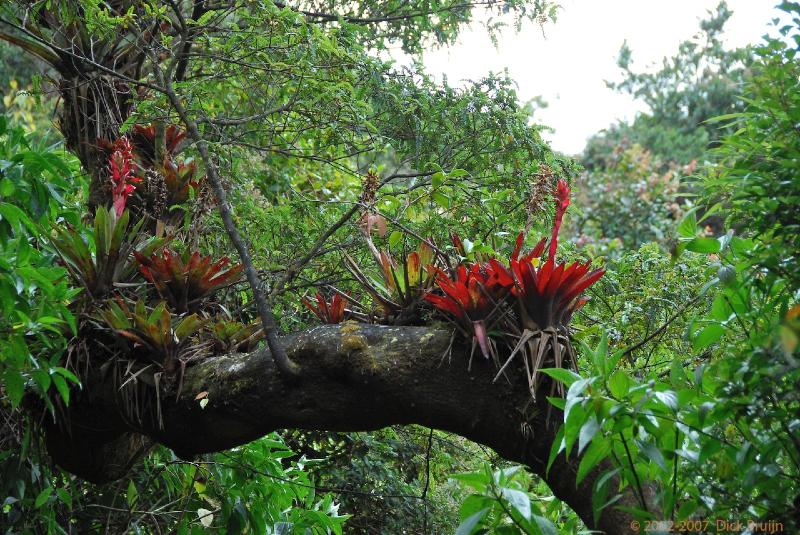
[46,323,641,535]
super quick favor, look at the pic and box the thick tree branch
[48,324,641,534]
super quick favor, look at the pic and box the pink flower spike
[108,137,138,217]
[549,179,571,261]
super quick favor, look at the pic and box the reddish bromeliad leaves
[425,261,513,359]
[131,123,187,164]
[344,240,436,320]
[134,249,243,313]
[510,179,604,329]
[302,292,349,324]
[426,178,605,369]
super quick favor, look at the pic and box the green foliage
[451,464,567,534]
[3,0,799,532]
[288,428,468,534]
[572,145,688,254]
[699,8,800,286]
[280,0,558,54]
[1,433,347,534]
[548,7,800,528]
[188,437,349,534]
[0,116,82,411]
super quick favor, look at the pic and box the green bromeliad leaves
[99,298,206,371]
[49,206,167,298]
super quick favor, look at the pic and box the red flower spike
[302,292,348,324]
[109,137,140,217]
[549,179,571,261]
[507,177,603,330]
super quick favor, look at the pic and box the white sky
[419,1,783,155]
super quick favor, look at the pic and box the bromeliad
[109,137,141,218]
[302,292,349,324]
[510,179,604,330]
[344,239,437,323]
[134,249,244,313]
[425,261,514,360]
[503,178,604,398]
[425,178,605,399]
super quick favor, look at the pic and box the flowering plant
[134,249,243,313]
[426,178,605,397]
[302,292,349,324]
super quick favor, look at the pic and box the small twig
[618,432,649,512]
[152,65,298,378]
[620,295,703,364]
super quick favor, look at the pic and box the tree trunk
[46,323,642,535]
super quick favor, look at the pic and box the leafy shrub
[0,116,81,410]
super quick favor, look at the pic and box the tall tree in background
[583,1,753,169]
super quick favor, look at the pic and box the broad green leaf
[127,480,138,508]
[501,488,531,520]
[692,324,725,351]
[578,416,601,455]
[34,487,53,509]
[3,368,25,408]
[432,191,450,208]
[654,390,679,412]
[455,508,489,535]
[636,439,666,470]
[685,237,720,254]
[532,515,558,535]
[576,436,611,486]
[546,425,565,474]
[56,487,72,508]
[51,373,70,404]
[388,231,402,249]
[540,367,582,387]
[608,370,631,399]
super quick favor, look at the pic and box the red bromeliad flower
[425,179,603,397]
[550,178,571,261]
[427,179,604,345]
[425,261,513,359]
[510,179,604,329]
[302,292,348,324]
[109,138,141,218]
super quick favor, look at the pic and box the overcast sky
[419,1,783,155]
